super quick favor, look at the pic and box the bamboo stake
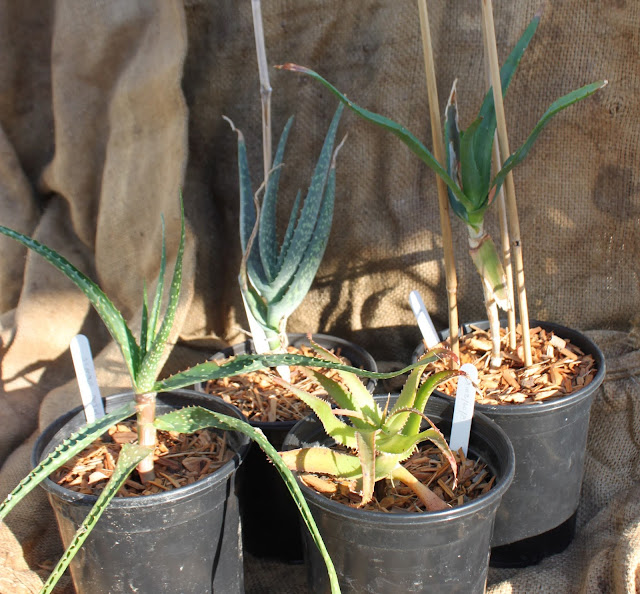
[481,20,517,349]
[481,0,533,366]
[251,0,272,180]
[417,0,460,360]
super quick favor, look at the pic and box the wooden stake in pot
[417,0,460,359]
[481,0,533,366]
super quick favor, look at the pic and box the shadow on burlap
[0,1,639,592]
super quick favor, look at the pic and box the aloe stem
[391,464,447,511]
[251,0,272,181]
[482,282,502,368]
[417,0,460,360]
[481,0,533,366]
[135,392,157,482]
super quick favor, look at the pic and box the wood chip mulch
[52,420,233,497]
[299,444,495,512]
[425,324,597,405]
[204,344,357,423]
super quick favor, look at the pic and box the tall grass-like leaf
[490,80,607,193]
[276,63,467,206]
[0,226,141,383]
[0,402,136,520]
[40,444,151,594]
[154,406,341,594]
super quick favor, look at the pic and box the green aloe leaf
[0,226,141,384]
[491,80,607,193]
[155,406,341,593]
[140,283,149,360]
[458,117,487,211]
[402,369,464,437]
[280,446,364,478]
[272,378,358,448]
[41,444,151,594]
[136,201,186,392]
[356,430,377,505]
[153,353,442,393]
[146,219,167,353]
[0,402,136,521]
[383,365,428,434]
[259,117,295,282]
[277,63,467,205]
[473,14,541,179]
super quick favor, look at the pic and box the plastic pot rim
[413,319,606,417]
[32,389,250,508]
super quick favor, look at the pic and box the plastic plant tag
[409,290,440,349]
[241,293,291,382]
[70,334,105,423]
[449,363,478,455]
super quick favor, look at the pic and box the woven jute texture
[0,1,638,592]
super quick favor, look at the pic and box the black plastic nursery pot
[413,320,606,566]
[33,390,251,594]
[197,333,378,562]
[283,395,515,594]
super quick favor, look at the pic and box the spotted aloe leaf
[41,443,151,594]
[152,352,443,393]
[136,202,185,393]
[0,226,141,384]
[154,406,341,593]
[0,402,136,521]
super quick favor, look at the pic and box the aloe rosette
[277,342,464,511]
[276,13,605,312]
[229,104,344,351]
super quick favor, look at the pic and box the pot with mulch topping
[196,333,377,562]
[282,395,515,593]
[413,320,606,567]
[32,390,250,594]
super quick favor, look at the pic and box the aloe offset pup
[277,12,605,357]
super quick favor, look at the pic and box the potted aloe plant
[0,202,349,594]
[279,342,515,593]
[198,0,377,562]
[278,8,607,565]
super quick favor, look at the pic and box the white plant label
[241,293,291,382]
[70,334,105,423]
[449,363,478,456]
[409,290,440,349]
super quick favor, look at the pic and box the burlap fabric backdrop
[0,1,638,592]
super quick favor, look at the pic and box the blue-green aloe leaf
[277,189,302,269]
[154,406,341,594]
[490,80,607,194]
[0,402,136,521]
[259,117,295,282]
[265,104,343,302]
[0,227,141,384]
[41,443,151,594]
